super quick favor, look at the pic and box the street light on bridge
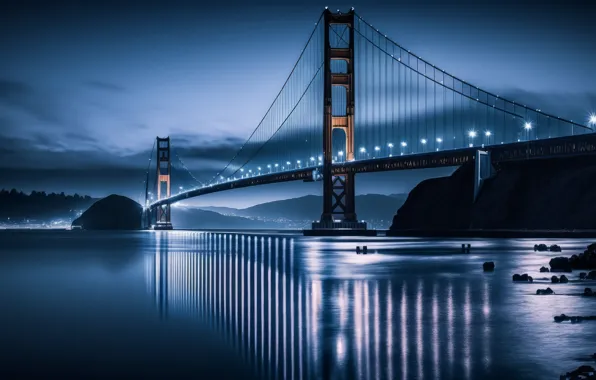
[387,142,394,156]
[296,160,301,168]
[267,164,271,173]
[484,130,492,145]
[374,146,380,157]
[359,147,366,159]
[436,137,442,151]
[589,113,596,128]
[468,130,477,147]
[400,141,407,155]
[274,163,279,172]
[420,139,427,152]
[310,157,315,166]
[338,150,344,162]
[524,122,532,141]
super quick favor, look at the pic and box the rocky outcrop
[390,155,596,231]
[483,262,495,271]
[536,287,554,295]
[512,273,533,282]
[549,244,596,272]
[72,195,142,230]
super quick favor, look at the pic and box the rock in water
[72,194,142,230]
[483,262,495,271]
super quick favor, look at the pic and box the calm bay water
[1,230,595,379]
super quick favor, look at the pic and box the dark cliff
[390,155,596,231]
[72,195,142,230]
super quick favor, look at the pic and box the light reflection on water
[1,231,596,379]
[144,232,596,379]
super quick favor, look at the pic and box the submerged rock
[550,244,562,252]
[540,266,550,273]
[483,262,495,271]
[585,288,594,296]
[588,271,596,280]
[536,287,554,295]
[72,194,142,230]
[560,275,569,283]
[535,244,548,252]
[562,365,596,380]
[550,257,573,272]
[580,272,587,280]
[512,273,532,282]
[552,276,560,284]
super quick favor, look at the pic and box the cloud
[84,80,127,93]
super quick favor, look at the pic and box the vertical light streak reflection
[447,281,454,376]
[483,280,491,370]
[241,236,245,358]
[416,279,423,380]
[253,237,258,370]
[387,282,393,380]
[290,239,295,380]
[374,282,380,380]
[261,238,266,377]
[275,237,280,378]
[269,238,273,376]
[311,279,321,377]
[464,283,471,380]
[355,281,363,378]
[400,282,408,380]
[432,281,440,380]
[298,279,303,380]
[282,238,287,380]
[364,281,370,379]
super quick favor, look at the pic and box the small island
[72,194,142,230]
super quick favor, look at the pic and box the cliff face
[72,195,142,230]
[390,155,596,231]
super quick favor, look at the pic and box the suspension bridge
[141,9,595,234]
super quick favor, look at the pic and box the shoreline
[386,229,596,238]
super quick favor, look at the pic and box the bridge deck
[151,133,596,207]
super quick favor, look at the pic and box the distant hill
[192,193,408,229]
[0,189,97,225]
[172,208,284,229]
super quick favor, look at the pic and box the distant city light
[524,122,532,130]
[318,155,322,161]
[310,156,315,161]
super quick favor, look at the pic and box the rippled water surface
[1,230,595,379]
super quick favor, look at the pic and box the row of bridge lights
[171,117,596,192]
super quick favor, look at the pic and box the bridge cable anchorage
[351,12,590,131]
[206,11,326,186]
[174,150,204,186]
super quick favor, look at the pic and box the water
[1,231,595,379]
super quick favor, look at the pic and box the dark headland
[388,155,596,237]
[72,194,142,230]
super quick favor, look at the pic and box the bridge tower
[154,136,173,230]
[312,9,368,233]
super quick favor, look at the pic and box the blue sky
[1,0,594,207]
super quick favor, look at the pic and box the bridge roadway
[151,133,596,208]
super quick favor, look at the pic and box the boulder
[563,365,595,379]
[483,262,495,271]
[535,244,548,252]
[588,271,596,280]
[536,288,554,295]
[512,273,532,282]
[549,244,562,252]
[72,194,142,230]
[580,272,587,280]
[560,275,569,283]
[585,288,594,296]
[549,257,573,272]
[540,266,550,273]
[552,276,560,284]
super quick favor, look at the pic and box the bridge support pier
[154,137,173,230]
[306,9,374,236]
[474,150,494,202]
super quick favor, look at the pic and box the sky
[1,0,595,207]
